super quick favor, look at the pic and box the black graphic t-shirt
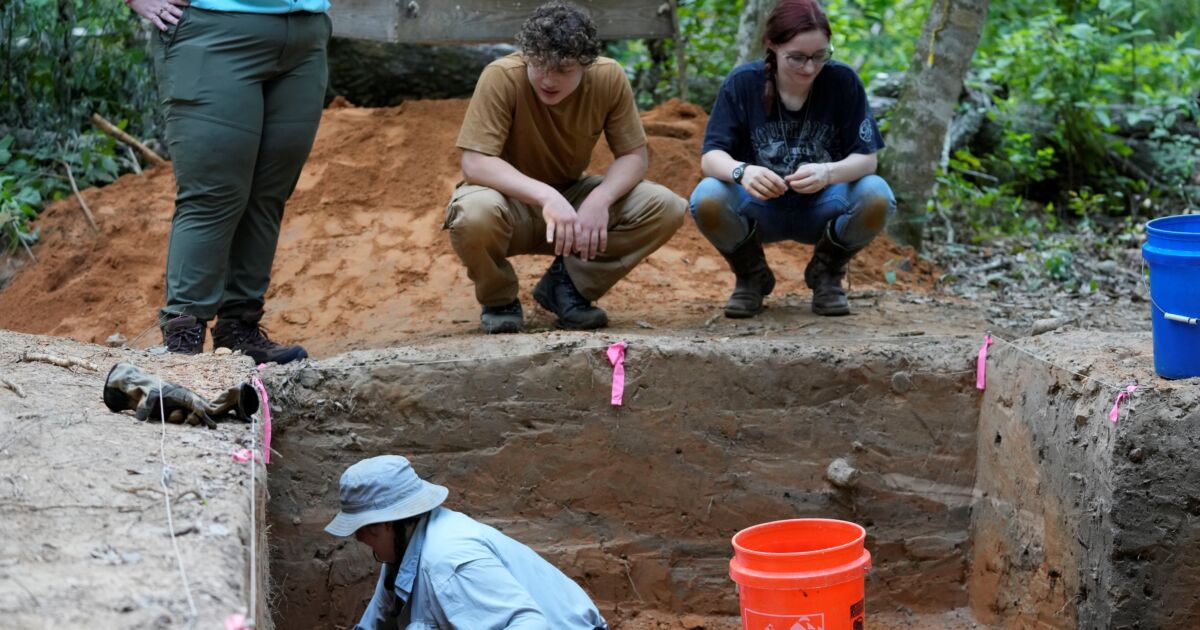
[702,60,884,178]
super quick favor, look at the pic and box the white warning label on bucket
[743,609,825,630]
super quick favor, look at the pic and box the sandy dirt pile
[0,99,937,357]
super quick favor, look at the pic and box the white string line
[157,376,198,627]
[984,331,1132,391]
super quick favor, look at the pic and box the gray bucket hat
[325,455,449,537]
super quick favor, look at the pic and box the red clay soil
[0,99,937,357]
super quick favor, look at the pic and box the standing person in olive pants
[126,0,329,363]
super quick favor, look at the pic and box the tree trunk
[880,0,989,250]
[735,0,772,66]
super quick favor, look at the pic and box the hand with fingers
[740,165,789,201]
[786,162,832,195]
[573,195,610,261]
[542,193,578,256]
[126,0,190,32]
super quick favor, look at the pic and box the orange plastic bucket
[729,519,871,630]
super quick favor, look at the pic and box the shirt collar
[392,511,431,602]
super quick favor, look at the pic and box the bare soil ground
[0,329,265,629]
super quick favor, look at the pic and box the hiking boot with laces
[480,299,524,334]
[212,308,308,365]
[804,222,861,317]
[532,256,609,330]
[160,313,206,355]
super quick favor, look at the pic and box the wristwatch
[732,163,747,184]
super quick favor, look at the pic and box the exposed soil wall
[0,330,268,629]
[260,331,982,629]
[970,331,1200,628]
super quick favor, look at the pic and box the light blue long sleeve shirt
[354,507,608,630]
[189,0,330,13]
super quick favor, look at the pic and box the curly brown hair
[516,1,603,67]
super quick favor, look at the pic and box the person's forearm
[826,153,877,185]
[585,146,647,207]
[461,151,560,206]
[701,150,742,182]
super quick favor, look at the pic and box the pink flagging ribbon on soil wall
[976,334,993,390]
[1109,384,1138,423]
[224,613,250,630]
[252,369,272,465]
[232,448,254,463]
[607,341,627,406]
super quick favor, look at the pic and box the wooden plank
[331,0,675,44]
[331,0,400,42]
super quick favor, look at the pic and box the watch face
[733,165,745,182]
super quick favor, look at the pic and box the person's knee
[854,175,895,233]
[688,177,731,218]
[448,190,507,244]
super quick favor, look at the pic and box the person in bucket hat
[327,455,609,629]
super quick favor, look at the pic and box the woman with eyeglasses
[690,0,894,318]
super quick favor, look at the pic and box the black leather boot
[160,313,206,355]
[212,308,308,365]
[804,222,861,316]
[720,221,776,318]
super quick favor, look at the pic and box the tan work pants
[445,176,686,307]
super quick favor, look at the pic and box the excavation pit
[3,308,1198,629]
[258,325,1200,629]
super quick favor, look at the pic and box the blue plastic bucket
[1142,215,1200,379]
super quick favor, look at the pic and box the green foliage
[0,0,158,251]
[822,0,925,79]
[938,0,1200,263]
[608,0,742,109]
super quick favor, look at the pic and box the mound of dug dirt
[0,99,937,357]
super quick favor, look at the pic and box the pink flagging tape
[1109,384,1138,423]
[252,371,272,465]
[607,341,627,406]
[224,613,250,630]
[976,334,993,390]
[232,448,254,463]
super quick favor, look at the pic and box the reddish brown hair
[762,0,833,114]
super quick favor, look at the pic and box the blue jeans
[688,174,896,253]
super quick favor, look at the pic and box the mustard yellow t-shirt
[456,53,647,187]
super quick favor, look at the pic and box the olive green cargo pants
[153,8,330,321]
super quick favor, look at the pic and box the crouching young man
[327,455,610,629]
[446,1,686,333]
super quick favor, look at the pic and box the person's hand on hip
[126,0,190,31]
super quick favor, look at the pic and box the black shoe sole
[811,303,851,316]
[481,320,524,334]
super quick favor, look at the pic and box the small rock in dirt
[298,367,322,388]
[825,458,860,489]
[148,346,168,356]
[1128,447,1145,463]
[105,333,127,348]
[891,371,913,394]
[213,347,233,356]
[292,515,302,526]
[207,523,230,537]
[680,614,706,629]
[635,320,656,329]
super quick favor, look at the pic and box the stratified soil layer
[0,99,937,356]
